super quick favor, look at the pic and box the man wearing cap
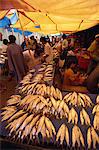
[87,34,99,74]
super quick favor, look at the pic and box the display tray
[0,136,68,150]
[0,93,99,149]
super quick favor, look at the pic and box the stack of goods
[1,90,99,149]
[17,62,54,96]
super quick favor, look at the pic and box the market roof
[0,0,99,34]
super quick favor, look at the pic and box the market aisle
[0,76,17,109]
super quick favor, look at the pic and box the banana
[6,113,28,132]
[92,104,99,114]
[83,94,93,105]
[20,95,33,106]
[43,84,47,94]
[72,125,84,147]
[1,110,17,121]
[1,106,16,111]
[48,119,56,135]
[40,122,46,140]
[93,112,99,130]
[50,97,57,110]
[36,102,43,111]
[56,124,65,143]
[58,100,64,112]
[63,102,69,114]
[56,88,62,100]
[74,92,78,105]
[38,67,46,72]
[78,127,85,147]
[78,93,92,107]
[52,87,58,99]
[39,102,46,110]
[72,125,79,147]
[80,108,90,125]
[43,107,49,115]
[29,68,35,73]
[27,83,37,94]
[96,95,99,103]
[34,84,43,93]
[46,86,51,96]
[39,96,48,106]
[50,86,55,97]
[21,124,30,139]
[91,127,99,149]
[8,110,25,122]
[60,124,66,145]
[21,85,29,93]
[65,126,69,146]
[30,126,36,140]
[21,114,40,138]
[78,95,85,107]
[19,114,34,131]
[7,95,21,105]
[63,92,72,100]
[30,115,40,129]
[68,108,78,124]
[87,127,92,149]
[56,100,61,109]
[36,116,45,134]
[11,95,21,99]
[65,93,72,103]
[87,127,99,149]
[71,92,78,106]
[32,97,40,109]
[45,117,55,137]
[80,111,84,125]
[46,129,50,139]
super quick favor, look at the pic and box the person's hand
[79,76,86,84]
[76,71,80,76]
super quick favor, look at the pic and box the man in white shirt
[40,37,53,63]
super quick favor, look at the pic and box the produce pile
[17,62,54,96]
[1,92,99,148]
[1,62,99,149]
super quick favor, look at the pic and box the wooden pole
[17,11,24,38]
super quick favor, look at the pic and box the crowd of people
[0,33,99,94]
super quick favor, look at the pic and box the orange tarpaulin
[0,10,9,19]
[0,0,99,33]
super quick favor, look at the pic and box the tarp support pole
[17,11,24,37]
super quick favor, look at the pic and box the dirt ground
[0,76,17,109]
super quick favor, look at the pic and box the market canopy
[0,16,11,28]
[0,0,99,33]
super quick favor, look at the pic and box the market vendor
[62,58,87,89]
[87,34,99,75]
[87,64,99,94]
[23,44,44,70]
[28,36,37,51]
[40,37,53,63]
